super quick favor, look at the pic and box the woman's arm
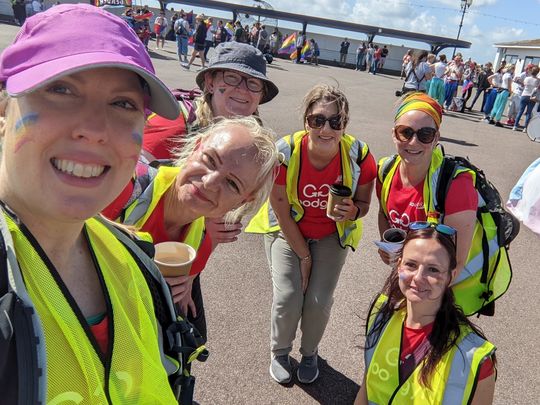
[270,183,312,292]
[354,375,368,405]
[444,209,477,279]
[470,372,495,405]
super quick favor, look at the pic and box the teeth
[52,159,105,178]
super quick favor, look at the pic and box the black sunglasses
[394,125,438,144]
[306,114,345,130]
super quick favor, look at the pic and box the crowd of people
[400,50,540,133]
[1,4,539,405]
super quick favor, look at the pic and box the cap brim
[6,52,180,120]
[196,64,279,104]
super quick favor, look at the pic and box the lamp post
[452,0,473,59]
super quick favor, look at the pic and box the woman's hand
[378,249,395,266]
[166,274,195,304]
[332,198,359,222]
[300,255,312,294]
[205,217,243,250]
[178,292,197,318]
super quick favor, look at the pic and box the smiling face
[393,110,439,167]
[175,124,261,219]
[0,67,145,222]
[205,69,264,118]
[305,100,345,155]
[397,238,453,306]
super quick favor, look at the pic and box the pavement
[2,24,540,404]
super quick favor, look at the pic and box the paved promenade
[2,25,540,404]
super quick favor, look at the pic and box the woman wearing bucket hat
[0,4,195,403]
[103,41,279,344]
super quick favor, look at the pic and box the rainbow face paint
[14,113,39,136]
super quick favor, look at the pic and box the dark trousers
[296,47,302,63]
[468,88,487,111]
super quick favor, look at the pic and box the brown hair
[301,84,349,130]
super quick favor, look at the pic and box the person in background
[247,84,376,385]
[203,17,216,62]
[295,31,306,64]
[488,64,514,127]
[0,4,185,402]
[460,60,477,112]
[427,54,447,106]
[443,53,464,111]
[339,37,350,66]
[182,14,207,70]
[356,42,366,71]
[401,49,413,79]
[174,12,190,64]
[466,62,492,112]
[257,25,269,52]
[153,10,168,50]
[507,63,533,126]
[378,45,389,71]
[513,65,540,132]
[402,50,433,93]
[233,20,243,42]
[11,0,26,25]
[424,53,436,94]
[309,38,320,66]
[370,45,382,75]
[481,64,503,121]
[213,20,227,47]
[355,225,496,404]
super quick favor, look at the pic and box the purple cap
[0,4,179,119]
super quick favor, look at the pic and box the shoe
[512,126,517,131]
[269,355,292,384]
[181,63,190,70]
[481,117,490,123]
[494,122,503,127]
[489,119,495,125]
[297,354,319,384]
[523,128,527,133]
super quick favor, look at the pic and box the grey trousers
[264,232,348,357]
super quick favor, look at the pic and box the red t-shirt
[377,165,478,230]
[401,322,494,380]
[275,136,377,239]
[103,189,211,276]
[89,315,109,355]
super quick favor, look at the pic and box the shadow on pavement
[293,356,359,404]
[147,51,176,61]
[267,63,289,71]
[440,136,478,147]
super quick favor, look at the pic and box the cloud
[490,27,526,43]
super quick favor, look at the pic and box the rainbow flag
[290,42,312,60]
[278,33,296,55]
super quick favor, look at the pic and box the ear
[204,72,215,93]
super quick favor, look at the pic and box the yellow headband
[395,92,442,128]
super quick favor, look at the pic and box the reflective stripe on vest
[123,165,205,252]
[5,214,177,403]
[364,294,495,404]
[246,130,368,250]
[377,147,511,315]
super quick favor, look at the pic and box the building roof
[494,39,540,48]
[165,0,470,52]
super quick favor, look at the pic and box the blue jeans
[176,35,188,59]
[370,58,378,74]
[483,89,498,116]
[444,80,458,108]
[356,52,365,70]
[515,96,536,128]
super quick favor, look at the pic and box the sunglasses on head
[306,114,345,130]
[409,221,457,244]
[394,125,438,144]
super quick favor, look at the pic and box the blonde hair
[172,116,278,223]
[301,84,349,130]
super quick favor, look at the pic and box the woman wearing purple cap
[0,4,199,403]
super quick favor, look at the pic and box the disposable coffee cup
[382,228,407,244]
[326,183,352,221]
[154,242,196,277]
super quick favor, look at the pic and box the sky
[145,0,540,63]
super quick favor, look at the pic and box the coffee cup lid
[330,183,352,197]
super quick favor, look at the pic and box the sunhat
[195,42,279,104]
[0,4,179,119]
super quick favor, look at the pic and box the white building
[493,38,540,73]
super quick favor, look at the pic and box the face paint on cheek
[218,88,226,94]
[14,113,39,136]
[131,131,143,146]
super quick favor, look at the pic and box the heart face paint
[14,113,39,136]
[132,131,143,146]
